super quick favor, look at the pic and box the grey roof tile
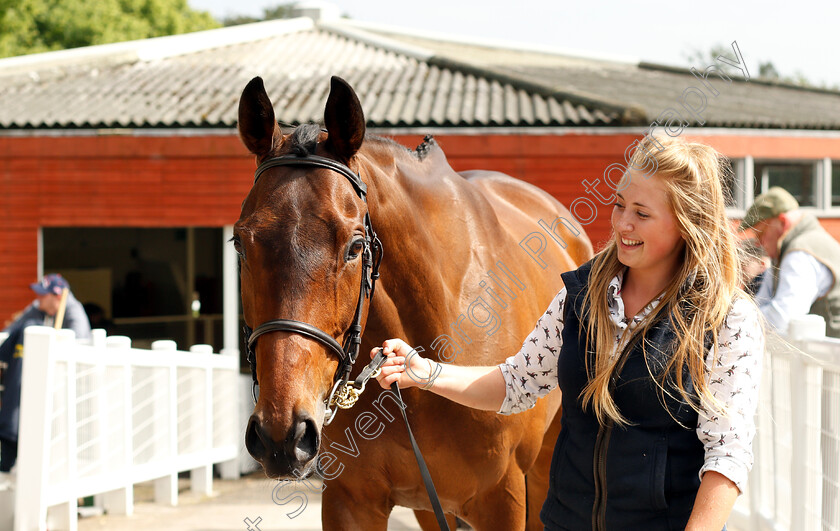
[445,71,464,125]
[548,99,566,124]
[567,101,586,125]
[0,24,619,129]
[372,27,840,129]
[491,80,507,125]
[474,76,490,125]
[518,89,534,125]
[459,74,477,125]
[532,93,549,124]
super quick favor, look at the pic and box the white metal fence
[7,326,240,531]
[731,317,840,531]
[5,317,839,530]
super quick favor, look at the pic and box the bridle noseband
[243,153,383,425]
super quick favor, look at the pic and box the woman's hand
[371,339,508,411]
[371,338,438,390]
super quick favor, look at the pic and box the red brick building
[2,14,839,352]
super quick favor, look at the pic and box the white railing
[10,326,240,531]
[731,316,840,531]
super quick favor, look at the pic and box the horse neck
[357,139,461,339]
[359,138,451,244]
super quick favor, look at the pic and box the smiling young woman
[374,136,763,531]
[612,173,686,317]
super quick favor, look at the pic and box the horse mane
[364,133,439,162]
[282,123,436,163]
[288,123,321,156]
[414,135,437,160]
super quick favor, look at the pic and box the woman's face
[611,173,685,279]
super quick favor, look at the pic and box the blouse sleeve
[696,297,764,493]
[497,287,566,415]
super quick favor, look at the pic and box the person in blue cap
[0,274,91,475]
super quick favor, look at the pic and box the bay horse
[235,75,593,530]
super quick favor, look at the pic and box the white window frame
[726,157,752,218]
[728,158,840,218]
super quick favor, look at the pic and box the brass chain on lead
[329,365,383,409]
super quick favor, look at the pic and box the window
[753,162,816,207]
[832,162,840,207]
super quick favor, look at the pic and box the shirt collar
[607,267,664,327]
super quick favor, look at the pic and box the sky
[188,0,838,89]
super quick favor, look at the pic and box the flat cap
[739,186,799,231]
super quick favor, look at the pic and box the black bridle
[243,153,383,425]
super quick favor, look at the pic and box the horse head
[235,76,376,479]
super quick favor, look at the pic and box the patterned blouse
[497,269,763,492]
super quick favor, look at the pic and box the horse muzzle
[245,412,320,479]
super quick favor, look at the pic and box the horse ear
[238,77,281,158]
[324,76,365,161]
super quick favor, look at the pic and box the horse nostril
[293,415,319,463]
[245,415,267,460]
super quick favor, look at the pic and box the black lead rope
[391,381,450,531]
[359,349,448,530]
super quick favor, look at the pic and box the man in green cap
[741,186,840,337]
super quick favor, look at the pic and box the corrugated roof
[355,22,840,130]
[7,17,834,131]
[0,19,619,130]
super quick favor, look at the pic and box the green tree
[222,3,296,27]
[758,61,780,81]
[684,44,819,87]
[683,44,744,77]
[0,0,219,58]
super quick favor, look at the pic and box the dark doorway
[43,228,223,351]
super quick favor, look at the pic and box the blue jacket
[0,314,37,441]
[540,261,704,530]
[0,294,91,441]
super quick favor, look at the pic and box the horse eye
[347,239,365,260]
[230,236,245,259]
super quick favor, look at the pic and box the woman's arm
[691,297,764,528]
[372,338,508,411]
[373,287,568,413]
[685,471,738,531]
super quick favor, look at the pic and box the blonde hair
[580,136,745,426]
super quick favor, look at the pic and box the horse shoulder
[461,170,593,266]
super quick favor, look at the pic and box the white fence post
[101,336,133,516]
[49,329,78,531]
[789,315,827,530]
[189,344,213,497]
[93,328,107,512]
[789,350,808,531]
[15,327,58,531]
[217,347,241,480]
[822,367,840,529]
[151,340,178,507]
